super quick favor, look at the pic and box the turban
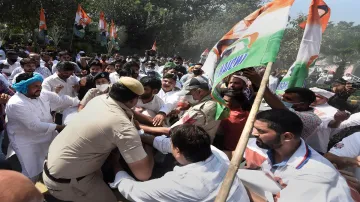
[12,73,43,94]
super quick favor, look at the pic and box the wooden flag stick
[215,62,273,202]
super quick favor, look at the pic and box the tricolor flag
[73,4,92,38]
[276,0,330,94]
[99,11,107,46]
[151,41,157,51]
[202,0,294,103]
[109,20,117,41]
[39,8,47,38]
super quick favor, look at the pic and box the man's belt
[43,162,85,184]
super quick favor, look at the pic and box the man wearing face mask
[145,61,161,79]
[78,72,110,111]
[0,50,20,77]
[180,63,209,84]
[173,56,187,79]
[140,77,220,142]
[243,68,321,140]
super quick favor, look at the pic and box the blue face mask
[282,101,293,108]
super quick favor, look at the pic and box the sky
[290,0,359,24]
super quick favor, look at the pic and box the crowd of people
[0,47,359,202]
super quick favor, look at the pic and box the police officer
[43,77,154,202]
[140,77,220,142]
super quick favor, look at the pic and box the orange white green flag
[109,20,117,41]
[276,0,330,94]
[73,4,92,38]
[39,8,47,38]
[201,0,295,104]
[99,11,107,46]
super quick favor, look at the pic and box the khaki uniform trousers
[43,170,117,202]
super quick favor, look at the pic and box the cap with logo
[93,72,110,82]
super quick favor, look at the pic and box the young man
[110,124,250,202]
[243,109,352,202]
[11,58,37,84]
[10,53,52,82]
[43,77,153,202]
[135,76,164,117]
[0,50,20,77]
[6,73,79,182]
[243,68,321,140]
[42,61,79,98]
[78,59,103,100]
[51,51,82,74]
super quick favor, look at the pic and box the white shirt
[109,72,120,84]
[244,138,352,202]
[110,135,250,202]
[313,103,338,121]
[5,91,79,178]
[136,95,165,117]
[42,73,79,98]
[51,61,81,74]
[329,132,360,180]
[0,59,21,76]
[157,88,180,114]
[0,73,10,87]
[10,66,52,82]
[268,75,279,93]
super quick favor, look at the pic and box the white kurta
[5,91,79,178]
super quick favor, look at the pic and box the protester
[78,59,103,100]
[105,62,116,73]
[110,124,250,202]
[135,76,164,117]
[243,109,352,201]
[140,77,220,142]
[268,70,279,93]
[180,63,208,84]
[43,77,153,202]
[216,89,251,151]
[40,51,53,71]
[51,51,82,74]
[6,72,79,182]
[78,72,110,111]
[0,50,20,77]
[173,55,187,78]
[0,170,44,202]
[11,58,36,84]
[10,53,52,81]
[310,87,338,120]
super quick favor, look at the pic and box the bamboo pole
[215,62,273,202]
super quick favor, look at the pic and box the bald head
[0,170,43,202]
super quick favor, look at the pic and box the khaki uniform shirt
[80,88,106,107]
[171,95,220,142]
[46,94,147,179]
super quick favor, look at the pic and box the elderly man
[110,124,250,202]
[140,77,220,142]
[5,73,79,182]
[10,53,52,81]
[43,77,153,202]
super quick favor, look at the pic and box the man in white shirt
[6,72,79,182]
[11,58,38,84]
[135,76,164,117]
[42,61,79,98]
[51,51,81,74]
[268,71,279,93]
[0,50,20,77]
[243,109,352,202]
[110,124,250,202]
[10,53,52,81]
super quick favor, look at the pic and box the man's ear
[153,89,159,95]
[282,132,296,141]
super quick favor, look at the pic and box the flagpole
[215,62,273,202]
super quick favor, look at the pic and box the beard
[255,135,282,150]
[141,93,153,100]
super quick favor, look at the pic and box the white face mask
[96,84,109,92]
[185,95,198,105]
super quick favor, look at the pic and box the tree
[321,21,360,79]
[48,23,66,47]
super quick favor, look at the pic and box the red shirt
[220,109,249,151]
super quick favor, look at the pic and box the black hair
[57,61,75,72]
[170,124,212,163]
[88,59,102,68]
[58,51,70,57]
[117,68,131,77]
[140,76,161,91]
[174,55,183,61]
[195,63,203,66]
[40,52,51,57]
[163,73,178,81]
[6,50,17,56]
[20,58,35,66]
[285,87,316,104]
[109,82,138,102]
[123,61,140,71]
[256,109,303,138]
[223,89,251,111]
[15,72,34,83]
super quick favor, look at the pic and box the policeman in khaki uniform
[141,77,220,142]
[43,77,154,202]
